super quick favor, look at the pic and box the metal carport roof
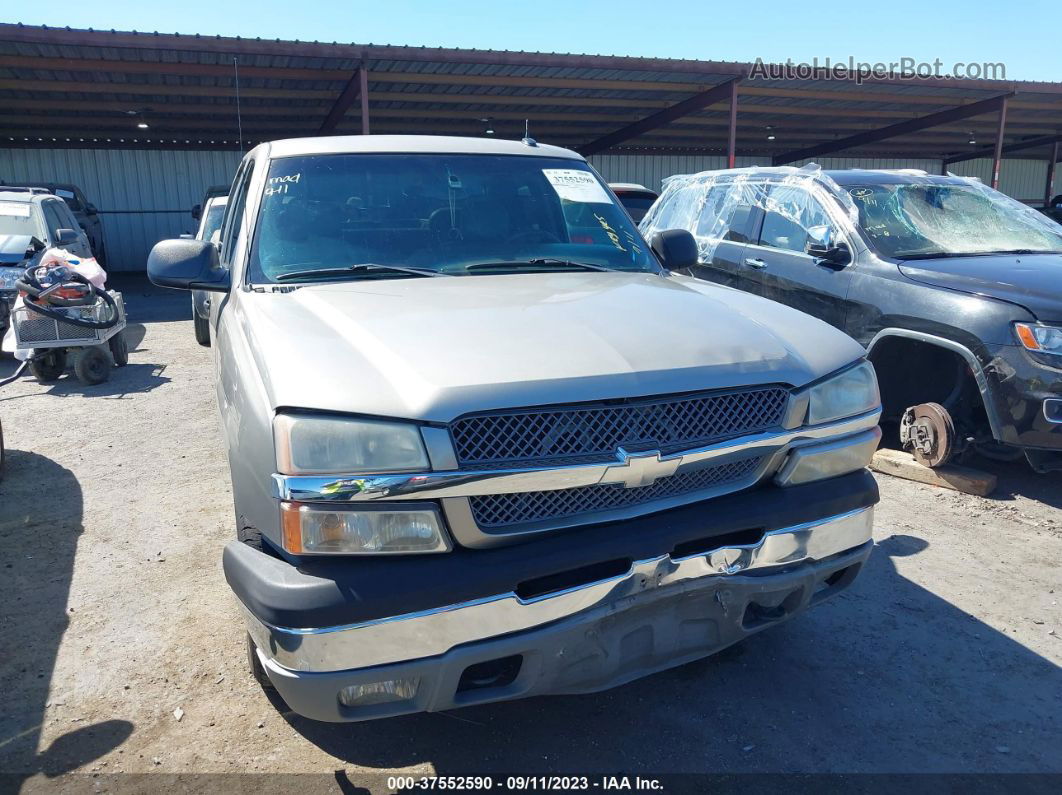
[0,22,1060,185]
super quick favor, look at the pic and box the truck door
[746,184,854,330]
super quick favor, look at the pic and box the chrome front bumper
[243,506,874,675]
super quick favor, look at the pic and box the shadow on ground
[279,534,1061,775]
[0,449,132,786]
[108,274,190,324]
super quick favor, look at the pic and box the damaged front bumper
[233,505,874,722]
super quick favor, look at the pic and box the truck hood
[239,271,865,422]
[898,253,1062,320]
[0,234,35,265]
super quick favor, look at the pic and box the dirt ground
[0,278,1059,791]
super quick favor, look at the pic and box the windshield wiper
[462,258,612,273]
[896,251,987,260]
[984,249,1051,256]
[275,263,447,281]
[896,249,1053,260]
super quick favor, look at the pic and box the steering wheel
[508,229,562,245]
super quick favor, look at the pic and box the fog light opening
[337,677,420,708]
[456,655,523,695]
[742,589,803,630]
[811,563,861,603]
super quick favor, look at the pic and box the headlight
[1015,323,1062,358]
[280,502,450,555]
[0,267,23,290]
[806,361,880,425]
[274,413,429,474]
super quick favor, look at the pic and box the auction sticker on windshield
[0,202,32,217]
[543,169,611,204]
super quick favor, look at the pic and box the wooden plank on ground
[870,448,997,497]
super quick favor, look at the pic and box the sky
[7,0,1056,82]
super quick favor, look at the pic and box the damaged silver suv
[147,135,881,722]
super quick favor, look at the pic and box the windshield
[0,201,43,238]
[845,182,1062,258]
[54,188,82,212]
[247,153,656,282]
[615,194,657,223]
[198,199,227,243]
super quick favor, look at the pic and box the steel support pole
[727,81,738,168]
[991,96,1009,189]
[359,62,370,135]
[1045,141,1059,205]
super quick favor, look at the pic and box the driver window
[219,161,254,267]
[41,201,66,238]
[759,186,836,254]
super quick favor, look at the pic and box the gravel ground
[1,278,1059,791]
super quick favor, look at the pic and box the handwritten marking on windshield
[265,173,301,197]
[594,213,627,252]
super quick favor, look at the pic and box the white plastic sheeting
[640,163,1062,261]
[640,163,856,261]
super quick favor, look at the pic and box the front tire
[193,311,210,347]
[73,346,111,385]
[108,330,129,366]
[246,634,276,692]
[29,349,67,383]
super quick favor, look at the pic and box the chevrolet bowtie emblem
[600,448,680,489]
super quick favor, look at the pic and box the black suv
[642,167,1062,472]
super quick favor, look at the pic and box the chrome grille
[450,387,789,468]
[470,456,764,529]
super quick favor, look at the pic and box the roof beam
[740,85,1062,112]
[318,64,364,135]
[6,25,1062,96]
[943,133,1062,164]
[1,98,1056,136]
[0,79,336,100]
[577,78,741,156]
[0,54,346,81]
[772,93,1014,165]
[6,80,1060,118]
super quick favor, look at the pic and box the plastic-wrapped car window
[642,164,854,264]
[724,205,755,243]
[759,185,834,253]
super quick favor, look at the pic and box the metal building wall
[0,148,242,271]
[588,154,771,192]
[946,158,1053,204]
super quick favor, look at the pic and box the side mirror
[807,238,852,268]
[55,228,80,247]
[191,204,202,222]
[147,238,230,292]
[85,203,98,215]
[650,229,699,271]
